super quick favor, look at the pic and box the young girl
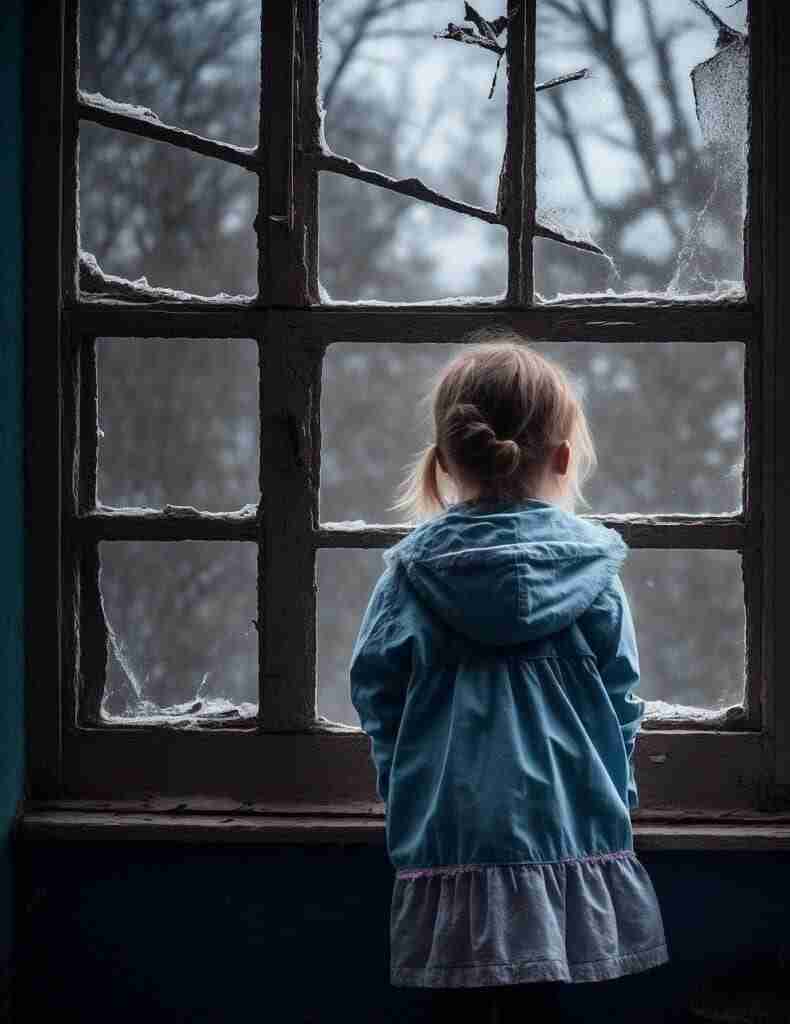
[348,333,669,1019]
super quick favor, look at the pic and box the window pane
[317,548,382,727]
[79,123,258,299]
[317,547,745,727]
[99,541,258,720]
[320,342,744,522]
[319,1,506,213]
[96,338,259,513]
[535,0,749,300]
[623,549,745,713]
[319,175,507,303]
[79,0,261,148]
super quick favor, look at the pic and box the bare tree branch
[433,23,503,56]
[543,88,598,207]
[546,0,686,249]
[439,16,589,97]
[540,0,583,23]
[534,222,605,255]
[311,147,606,256]
[640,1,695,164]
[434,2,510,55]
[78,92,260,171]
[462,2,509,41]
[434,2,520,96]
[313,149,501,223]
[323,0,397,111]
[536,68,591,92]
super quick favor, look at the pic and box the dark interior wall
[14,843,790,1023]
[0,0,25,1013]
[4,4,790,1023]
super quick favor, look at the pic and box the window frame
[23,0,790,816]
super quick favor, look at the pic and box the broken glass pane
[96,338,259,513]
[100,540,258,720]
[535,0,749,301]
[319,0,506,214]
[319,175,507,303]
[316,546,744,727]
[79,123,258,299]
[320,341,744,522]
[623,549,745,713]
[79,0,261,147]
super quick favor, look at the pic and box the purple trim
[394,848,636,880]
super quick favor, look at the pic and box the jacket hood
[383,498,628,647]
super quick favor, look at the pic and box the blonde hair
[389,329,597,523]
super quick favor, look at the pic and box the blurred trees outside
[78,0,748,722]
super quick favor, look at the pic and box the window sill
[16,804,790,850]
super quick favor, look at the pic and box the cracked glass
[100,540,258,721]
[535,0,749,301]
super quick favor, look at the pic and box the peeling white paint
[80,90,162,124]
[536,282,746,305]
[317,290,507,307]
[80,251,253,305]
[643,698,740,722]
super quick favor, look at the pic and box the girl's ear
[435,445,447,474]
[553,440,571,476]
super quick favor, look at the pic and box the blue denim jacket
[349,497,644,871]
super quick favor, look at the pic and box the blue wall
[4,4,790,1022]
[0,0,26,1011]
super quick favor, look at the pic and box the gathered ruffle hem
[390,848,669,988]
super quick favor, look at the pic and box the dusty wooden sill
[16,803,790,850]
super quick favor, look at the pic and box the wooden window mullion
[259,316,319,730]
[757,0,790,799]
[75,333,103,725]
[506,0,536,305]
[317,519,745,550]
[279,307,757,346]
[26,0,69,798]
[742,320,763,733]
[67,308,265,339]
[298,0,320,306]
[261,0,306,306]
[62,0,79,304]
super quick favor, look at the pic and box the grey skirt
[390,848,669,988]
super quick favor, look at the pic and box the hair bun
[493,438,522,477]
[445,404,496,457]
[445,403,523,478]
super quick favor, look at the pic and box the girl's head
[390,330,597,522]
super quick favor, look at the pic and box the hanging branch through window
[434,2,510,98]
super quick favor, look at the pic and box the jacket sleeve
[581,574,645,810]
[349,563,413,806]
